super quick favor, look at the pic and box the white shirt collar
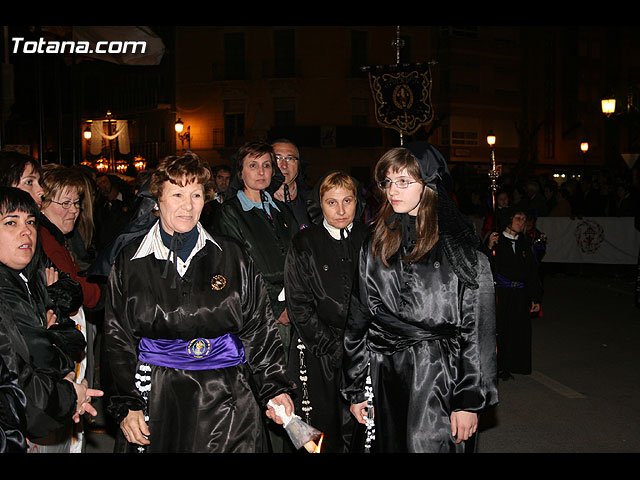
[131,220,221,277]
[502,230,518,240]
[323,218,353,240]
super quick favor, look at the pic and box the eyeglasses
[378,179,420,189]
[275,154,298,164]
[49,199,82,210]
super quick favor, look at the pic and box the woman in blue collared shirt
[213,142,300,452]
[213,142,300,361]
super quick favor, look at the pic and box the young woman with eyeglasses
[341,143,498,453]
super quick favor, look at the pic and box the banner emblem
[574,219,605,254]
[368,63,434,136]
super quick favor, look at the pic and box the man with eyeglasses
[271,139,312,228]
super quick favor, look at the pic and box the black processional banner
[368,63,434,136]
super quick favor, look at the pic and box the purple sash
[138,333,246,370]
[496,274,525,289]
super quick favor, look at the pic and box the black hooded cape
[340,142,498,453]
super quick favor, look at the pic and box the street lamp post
[601,87,640,169]
[103,110,117,172]
[175,118,191,151]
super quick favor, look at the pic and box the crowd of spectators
[451,168,640,233]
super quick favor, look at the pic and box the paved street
[84,263,640,454]
[477,264,640,453]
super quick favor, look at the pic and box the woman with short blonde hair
[284,169,367,452]
[39,166,102,310]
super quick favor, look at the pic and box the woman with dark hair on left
[0,156,93,451]
[0,187,102,453]
[0,153,86,316]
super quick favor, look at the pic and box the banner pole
[393,26,403,146]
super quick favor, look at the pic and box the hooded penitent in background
[486,206,542,380]
[341,142,498,453]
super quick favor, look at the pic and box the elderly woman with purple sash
[104,153,295,453]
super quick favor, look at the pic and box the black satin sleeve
[46,275,84,318]
[0,303,77,439]
[238,254,296,404]
[0,355,27,452]
[103,253,146,420]
[453,251,498,412]
[0,269,82,375]
[284,237,341,363]
[341,241,374,405]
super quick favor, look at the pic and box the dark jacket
[0,353,27,452]
[490,233,543,304]
[212,195,300,318]
[0,264,85,439]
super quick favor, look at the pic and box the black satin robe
[284,221,368,453]
[342,238,498,453]
[491,234,542,375]
[104,227,295,453]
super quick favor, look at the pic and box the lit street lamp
[83,121,92,140]
[601,97,616,117]
[175,118,191,150]
[581,140,589,177]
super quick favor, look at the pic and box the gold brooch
[211,275,227,290]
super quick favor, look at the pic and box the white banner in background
[537,217,640,264]
[90,119,130,156]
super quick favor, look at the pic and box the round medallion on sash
[187,338,211,358]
